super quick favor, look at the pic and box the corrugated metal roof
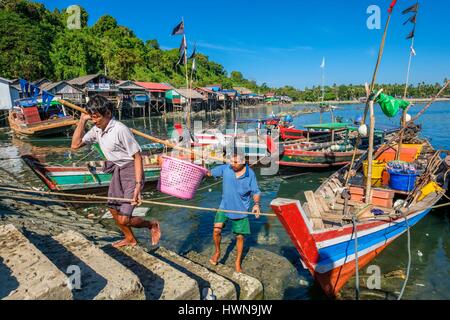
[68,74,101,85]
[175,88,205,99]
[0,77,13,84]
[135,82,171,92]
[195,87,216,94]
[117,80,146,91]
[39,81,82,93]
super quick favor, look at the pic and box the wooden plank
[304,191,325,229]
[304,191,321,218]
[316,195,331,213]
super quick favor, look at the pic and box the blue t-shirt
[211,164,261,219]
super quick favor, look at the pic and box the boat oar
[57,99,229,164]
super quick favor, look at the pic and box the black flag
[406,27,415,39]
[402,3,419,15]
[403,14,417,25]
[177,35,187,65]
[189,44,196,60]
[171,20,184,36]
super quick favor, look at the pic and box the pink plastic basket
[158,155,208,200]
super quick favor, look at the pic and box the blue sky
[37,0,449,89]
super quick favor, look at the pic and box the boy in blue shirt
[207,154,261,273]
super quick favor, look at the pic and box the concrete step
[0,224,72,300]
[185,251,264,300]
[102,245,200,300]
[155,247,237,300]
[53,230,144,300]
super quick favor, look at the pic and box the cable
[352,214,360,300]
[397,210,412,300]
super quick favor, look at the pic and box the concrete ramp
[53,230,144,300]
[103,245,200,300]
[155,247,237,300]
[0,224,72,300]
[185,251,264,300]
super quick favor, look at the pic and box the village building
[116,80,147,118]
[167,88,205,112]
[38,81,83,105]
[0,77,20,124]
[68,74,119,105]
[194,87,219,112]
[134,82,170,114]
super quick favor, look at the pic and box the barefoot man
[207,154,261,273]
[71,95,161,248]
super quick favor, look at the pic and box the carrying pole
[57,98,228,164]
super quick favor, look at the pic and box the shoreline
[238,97,450,110]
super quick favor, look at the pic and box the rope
[72,147,99,166]
[0,192,106,204]
[397,210,411,300]
[352,215,360,300]
[143,179,222,201]
[0,185,275,217]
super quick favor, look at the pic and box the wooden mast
[365,89,383,204]
[345,0,398,186]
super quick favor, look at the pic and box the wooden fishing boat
[271,136,449,297]
[8,99,78,137]
[278,123,400,168]
[176,120,276,162]
[22,155,161,193]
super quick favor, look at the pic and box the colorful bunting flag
[177,35,187,65]
[171,20,184,36]
[402,3,419,15]
[406,27,415,40]
[403,14,417,25]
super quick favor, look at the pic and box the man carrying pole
[71,95,161,248]
[207,153,261,273]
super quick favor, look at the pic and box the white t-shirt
[82,119,141,167]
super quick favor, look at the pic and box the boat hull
[8,113,77,137]
[22,155,160,192]
[271,198,432,297]
[278,150,362,168]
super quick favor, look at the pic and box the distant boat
[22,155,161,193]
[278,123,400,169]
[8,99,77,137]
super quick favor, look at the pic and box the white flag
[410,46,416,56]
[320,57,325,69]
[192,57,196,71]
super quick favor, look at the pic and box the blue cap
[355,115,363,124]
[284,115,293,122]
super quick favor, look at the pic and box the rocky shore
[0,162,276,300]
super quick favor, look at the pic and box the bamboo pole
[365,100,375,204]
[57,98,228,163]
[344,2,397,186]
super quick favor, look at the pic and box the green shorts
[214,211,250,235]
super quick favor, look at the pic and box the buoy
[405,113,412,122]
[358,124,368,137]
